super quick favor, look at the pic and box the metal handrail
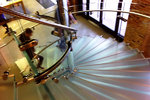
[71,9,150,19]
[0,7,77,31]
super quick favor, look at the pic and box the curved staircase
[17,35,150,100]
[0,6,150,100]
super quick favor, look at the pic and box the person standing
[19,28,44,69]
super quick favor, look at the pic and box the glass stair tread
[73,36,95,56]
[117,42,132,52]
[78,70,150,80]
[73,36,93,55]
[59,79,94,100]
[77,49,145,66]
[78,69,150,86]
[46,79,83,100]
[74,42,130,66]
[74,36,106,61]
[78,58,150,71]
[75,41,119,65]
[68,76,130,100]
[74,73,150,100]
[44,80,69,100]
[74,36,104,58]
[75,37,115,64]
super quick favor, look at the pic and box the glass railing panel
[0,6,74,87]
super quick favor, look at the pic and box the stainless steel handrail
[0,7,77,31]
[71,9,150,19]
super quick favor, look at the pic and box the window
[118,0,132,36]
[89,0,101,21]
[102,0,119,31]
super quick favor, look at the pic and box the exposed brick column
[124,0,150,57]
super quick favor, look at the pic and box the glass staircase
[0,5,150,100]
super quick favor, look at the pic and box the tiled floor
[71,16,113,39]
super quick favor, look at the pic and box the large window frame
[80,0,132,41]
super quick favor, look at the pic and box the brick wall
[124,0,150,57]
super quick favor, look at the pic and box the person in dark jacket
[0,13,9,33]
[19,28,44,69]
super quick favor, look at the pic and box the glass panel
[0,6,72,82]
[0,14,25,76]
[103,0,119,31]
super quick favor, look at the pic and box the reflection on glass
[103,0,119,31]
[118,0,132,37]
[82,0,87,15]
[89,0,100,21]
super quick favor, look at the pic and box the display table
[0,0,26,14]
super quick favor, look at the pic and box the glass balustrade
[0,1,150,100]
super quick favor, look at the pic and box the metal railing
[0,7,77,31]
